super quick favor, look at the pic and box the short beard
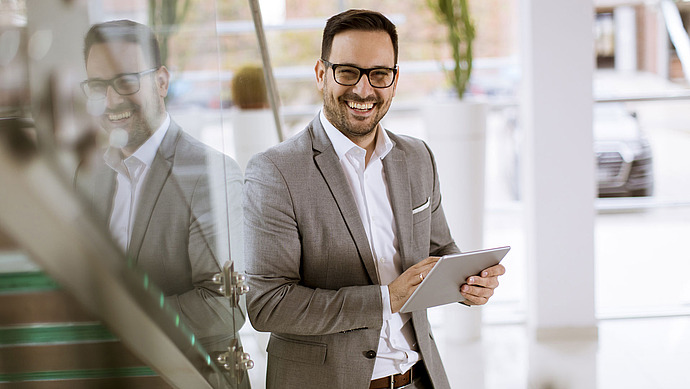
[110,83,165,153]
[126,118,154,151]
[322,83,383,140]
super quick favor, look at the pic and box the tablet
[399,246,510,313]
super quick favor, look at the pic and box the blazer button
[365,350,377,359]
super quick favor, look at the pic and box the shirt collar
[319,109,393,162]
[104,113,170,171]
[132,113,170,167]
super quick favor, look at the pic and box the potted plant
[229,64,279,171]
[426,0,476,99]
[149,0,192,67]
[231,65,270,110]
[423,0,487,343]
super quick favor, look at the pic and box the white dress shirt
[105,114,170,251]
[320,111,420,380]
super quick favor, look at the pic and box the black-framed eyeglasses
[321,59,398,89]
[80,67,159,99]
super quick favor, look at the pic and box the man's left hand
[460,264,506,306]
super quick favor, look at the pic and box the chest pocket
[412,196,431,224]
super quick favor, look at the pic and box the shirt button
[379,257,387,263]
[364,350,377,359]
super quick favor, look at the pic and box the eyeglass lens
[85,74,140,98]
[82,68,158,99]
[333,65,395,88]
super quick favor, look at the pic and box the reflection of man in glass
[76,19,245,372]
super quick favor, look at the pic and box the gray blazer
[244,116,460,389]
[76,120,245,348]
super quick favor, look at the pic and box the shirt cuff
[381,285,393,321]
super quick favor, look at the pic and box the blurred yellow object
[231,64,269,109]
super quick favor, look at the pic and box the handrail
[595,91,690,102]
[248,0,284,142]
[661,0,690,83]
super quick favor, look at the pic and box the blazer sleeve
[243,153,383,336]
[167,155,246,342]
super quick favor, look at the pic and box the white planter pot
[231,108,279,172]
[423,99,488,342]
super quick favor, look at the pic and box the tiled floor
[240,313,690,389]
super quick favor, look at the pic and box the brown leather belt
[369,361,425,389]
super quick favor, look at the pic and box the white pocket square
[412,197,431,214]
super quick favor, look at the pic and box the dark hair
[83,20,162,68]
[321,9,398,65]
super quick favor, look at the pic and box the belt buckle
[389,374,395,389]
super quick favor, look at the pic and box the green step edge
[0,272,60,294]
[0,323,118,346]
[0,366,158,383]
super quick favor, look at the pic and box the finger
[399,269,427,288]
[403,257,439,281]
[478,264,506,278]
[460,283,491,305]
[389,264,436,312]
[465,275,499,288]
[416,260,441,282]
[461,294,488,306]
[411,256,440,270]
[414,267,434,284]
[418,262,438,276]
[460,284,495,300]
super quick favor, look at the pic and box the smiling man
[76,20,247,378]
[244,9,505,389]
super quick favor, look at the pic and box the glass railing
[0,0,270,387]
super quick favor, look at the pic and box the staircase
[0,263,171,388]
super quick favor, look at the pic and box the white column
[520,0,598,341]
[615,6,638,72]
[657,5,670,79]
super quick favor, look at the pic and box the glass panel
[1,0,258,387]
[79,1,251,386]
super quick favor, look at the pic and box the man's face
[316,29,398,140]
[85,42,169,153]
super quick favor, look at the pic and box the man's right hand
[388,257,440,313]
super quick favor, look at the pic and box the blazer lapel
[127,122,178,261]
[310,119,379,284]
[93,163,116,225]
[382,138,414,270]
